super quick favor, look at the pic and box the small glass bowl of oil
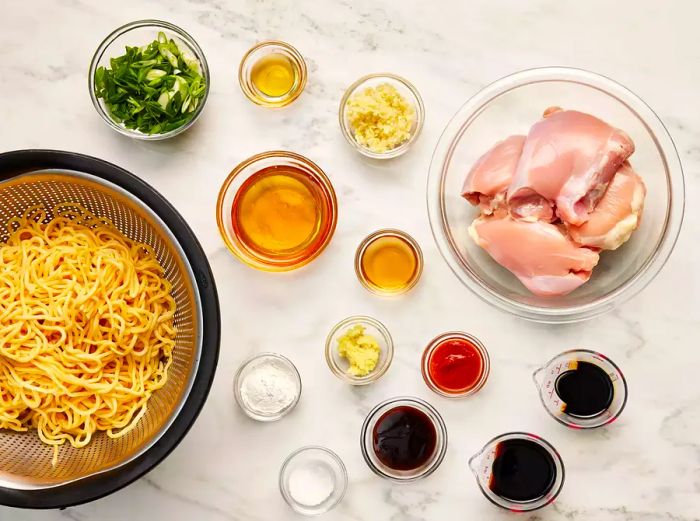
[355,229,424,295]
[217,151,338,271]
[239,40,307,108]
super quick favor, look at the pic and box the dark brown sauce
[555,361,613,418]
[372,406,437,471]
[489,438,556,503]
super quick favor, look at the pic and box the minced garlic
[345,83,415,153]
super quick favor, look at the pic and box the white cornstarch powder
[288,461,335,507]
[239,357,299,415]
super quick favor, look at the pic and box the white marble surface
[1,0,699,519]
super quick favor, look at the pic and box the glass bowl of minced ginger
[324,315,394,385]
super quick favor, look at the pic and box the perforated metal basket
[0,150,220,508]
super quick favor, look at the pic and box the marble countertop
[2,0,699,519]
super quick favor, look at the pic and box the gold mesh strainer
[0,151,218,507]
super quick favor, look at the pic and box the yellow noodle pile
[0,204,176,464]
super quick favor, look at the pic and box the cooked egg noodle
[0,204,176,465]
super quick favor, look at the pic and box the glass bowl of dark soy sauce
[360,397,447,482]
[469,432,565,512]
[533,349,628,429]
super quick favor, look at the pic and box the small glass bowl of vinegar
[239,41,307,108]
[217,151,338,271]
[355,229,423,295]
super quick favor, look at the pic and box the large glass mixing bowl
[427,67,684,323]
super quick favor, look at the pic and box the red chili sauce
[427,337,484,394]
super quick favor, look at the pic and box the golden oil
[250,54,296,98]
[239,41,307,108]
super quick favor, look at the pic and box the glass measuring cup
[533,349,628,429]
[468,432,565,512]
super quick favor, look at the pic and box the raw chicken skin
[469,216,600,296]
[568,163,646,250]
[507,110,634,225]
[462,135,525,215]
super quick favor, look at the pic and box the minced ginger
[346,83,415,153]
[337,324,381,377]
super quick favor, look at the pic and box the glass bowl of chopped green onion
[89,20,210,140]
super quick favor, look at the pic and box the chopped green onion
[94,31,206,135]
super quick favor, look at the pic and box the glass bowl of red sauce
[421,332,490,398]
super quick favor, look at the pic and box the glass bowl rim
[360,396,448,482]
[421,331,491,398]
[338,73,425,159]
[354,228,424,295]
[215,150,339,272]
[238,39,308,108]
[324,315,394,385]
[88,19,210,141]
[426,66,685,323]
[233,352,302,421]
[278,445,348,515]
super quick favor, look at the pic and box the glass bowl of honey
[238,40,307,108]
[216,151,338,271]
[355,229,423,295]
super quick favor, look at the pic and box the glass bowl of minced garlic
[339,74,424,159]
[325,316,394,385]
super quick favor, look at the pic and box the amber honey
[224,157,337,270]
[356,230,423,295]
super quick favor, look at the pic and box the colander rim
[0,149,220,509]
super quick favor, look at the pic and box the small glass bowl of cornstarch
[233,353,302,421]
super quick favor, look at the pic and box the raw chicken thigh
[568,163,646,250]
[461,135,525,215]
[469,217,600,297]
[461,108,645,297]
[507,110,634,225]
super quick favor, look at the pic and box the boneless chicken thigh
[507,110,634,225]
[469,216,600,297]
[568,163,646,250]
[462,108,644,297]
[461,135,525,215]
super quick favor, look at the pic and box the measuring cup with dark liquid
[533,349,628,429]
[469,432,565,512]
